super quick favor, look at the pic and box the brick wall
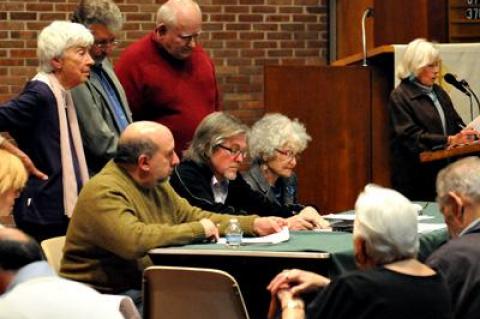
[0,0,328,124]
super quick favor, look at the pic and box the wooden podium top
[331,45,394,66]
[420,143,480,163]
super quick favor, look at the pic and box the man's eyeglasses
[93,39,120,49]
[178,33,200,44]
[275,149,300,161]
[217,144,247,158]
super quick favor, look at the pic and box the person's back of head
[0,228,43,293]
[436,156,480,238]
[354,184,419,266]
[0,149,28,216]
[437,156,480,204]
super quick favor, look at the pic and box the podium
[264,64,387,212]
[420,143,480,163]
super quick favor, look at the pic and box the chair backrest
[40,235,66,273]
[143,266,250,319]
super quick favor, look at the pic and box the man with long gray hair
[426,156,480,319]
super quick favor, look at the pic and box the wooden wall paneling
[374,0,447,46]
[335,0,374,60]
[264,66,372,212]
[448,0,480,42]
[428,0,448,42]
[370,54,394,187]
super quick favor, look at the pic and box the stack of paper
[217,226,290,245]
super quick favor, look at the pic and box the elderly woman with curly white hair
[268,185,452,319]
[243,113,311,212]
[0,21,94,241]
[243,113,329,230]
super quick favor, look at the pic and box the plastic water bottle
[225,218,243,248]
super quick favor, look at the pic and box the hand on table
[199,218,219,242]
[287,207,330,230]
[253,216,287,236]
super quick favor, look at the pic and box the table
[148,202,447,319]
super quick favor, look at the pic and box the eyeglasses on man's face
[178,32,200,44]
[217,144,247,158]
[93,39,120,49]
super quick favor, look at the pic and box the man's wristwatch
[282,299,304,311]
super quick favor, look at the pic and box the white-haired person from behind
[243,113,329,230]
[267,184,453,319]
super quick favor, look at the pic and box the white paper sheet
[217,226,290,245]
[417,223,447,234]
[323,213,434,221]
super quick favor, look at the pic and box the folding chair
[40,235,66,273]
[143,266,250,319]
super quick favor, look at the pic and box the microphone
[361,7,374,67]
[444,73,471,96]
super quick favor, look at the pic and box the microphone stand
[468,93,474,122]
[465,84,480,119]
[361,8,373,67]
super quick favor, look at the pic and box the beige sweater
[60,161,256,292]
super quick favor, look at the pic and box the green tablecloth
[174,202,447,277]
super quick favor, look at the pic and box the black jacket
[0,81,67,225]
[170,160,293,218]
[388,79,464,200]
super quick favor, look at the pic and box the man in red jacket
[115,0,220,156]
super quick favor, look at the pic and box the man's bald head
[120,121,172,143]
[115,121,173,165]
[114,121,179,187]
[155,0,202,28]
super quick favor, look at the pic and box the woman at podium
[388,38,478,201]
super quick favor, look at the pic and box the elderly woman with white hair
[243,113,329,229]
[244,113,311,211]
[267,185,452,319]
[0,21,94,241]
[389,38,478,201]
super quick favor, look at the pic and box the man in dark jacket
[426,157,480,319]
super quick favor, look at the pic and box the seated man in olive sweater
[60,121,284,309]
